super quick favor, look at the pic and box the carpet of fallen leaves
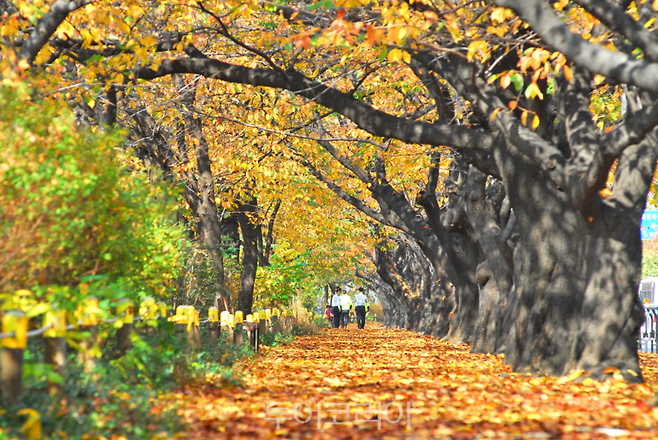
[170,323,658,439]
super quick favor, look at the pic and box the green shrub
[0,83,183,303]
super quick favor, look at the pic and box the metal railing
[640,305,658,353]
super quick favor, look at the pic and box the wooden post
[243,322,259,352]
[234,311,244,345]
[43,309,67,395]
[157,302,168,320]
[208,307,219,348]
[272,308,281,333]
[78,298,100,373]
[173,306,200,350]
[191,309,201,348]
[1,310,28,400]
[258,315,267,335]
[116,299,134,356]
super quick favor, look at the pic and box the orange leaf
[563,64,572,82]
[508,100,518,110]
[500,73,511,89]
[489,107,502,122]
[599,188,613,198]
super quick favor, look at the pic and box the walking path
[173,323,658,439]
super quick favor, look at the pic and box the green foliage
[254,247,316,308]
[0,321,256,439]
[171,243,223,319]
[260,331,294,347]
[0,83,183,303]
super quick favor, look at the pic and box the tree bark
[176,76,231,312]
[237,196,259,315]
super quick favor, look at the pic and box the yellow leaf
[489,107,502,122]
[17,408,41,440]
[525,82,544,100]
[491,7,511,24]
[521,110,528,126]
[531,115,540,130]
[654,0,658,11]
[387,48,402,63]
[401,50,411,64]
[468,41,489,61]
[554,0,569,11]
[594,74,606,85]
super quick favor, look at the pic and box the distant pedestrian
[324,304,332,323]
[339,289,352,328]
[354,287,368,329]
[331,288,341,328]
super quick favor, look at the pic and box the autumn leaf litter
[171,324,658,439]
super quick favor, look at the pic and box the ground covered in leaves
[171,324,658,439]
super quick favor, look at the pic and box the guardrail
[0,297,296,401]
[640,304,658,353]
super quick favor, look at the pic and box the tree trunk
[237,196,259,315]
[177,76,231,312]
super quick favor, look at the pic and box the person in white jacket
[331,288,342,328]
[354,287,369,329]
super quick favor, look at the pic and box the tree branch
[563,69,607,208]
[493,0,658,93]
[19,0,93,64]
[299,158,400,229]
[571,0,658,62]
[416,52,566,188]
[601,99,658,157]
[135,57,497,151]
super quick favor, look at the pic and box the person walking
[339,289,352,328]
[331,288,341,329]
[354,287,369,329]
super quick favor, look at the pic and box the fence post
[1,310,28,400]
[139,297,159,330]
[234,311,244,345]
[243,319,259,352]
[191,309,201,348]
[208,307,219,347]
[116,299,134,356]
[157,302,168,320]
[220,311,234,341]
[173,306,201,350]
[264,309,272,334]
[78,298,100,373]
[43,309,67,395]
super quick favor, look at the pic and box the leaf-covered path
[174,324,658,439]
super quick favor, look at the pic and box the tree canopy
[3,0,658,379]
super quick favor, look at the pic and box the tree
[6,0,658,379]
